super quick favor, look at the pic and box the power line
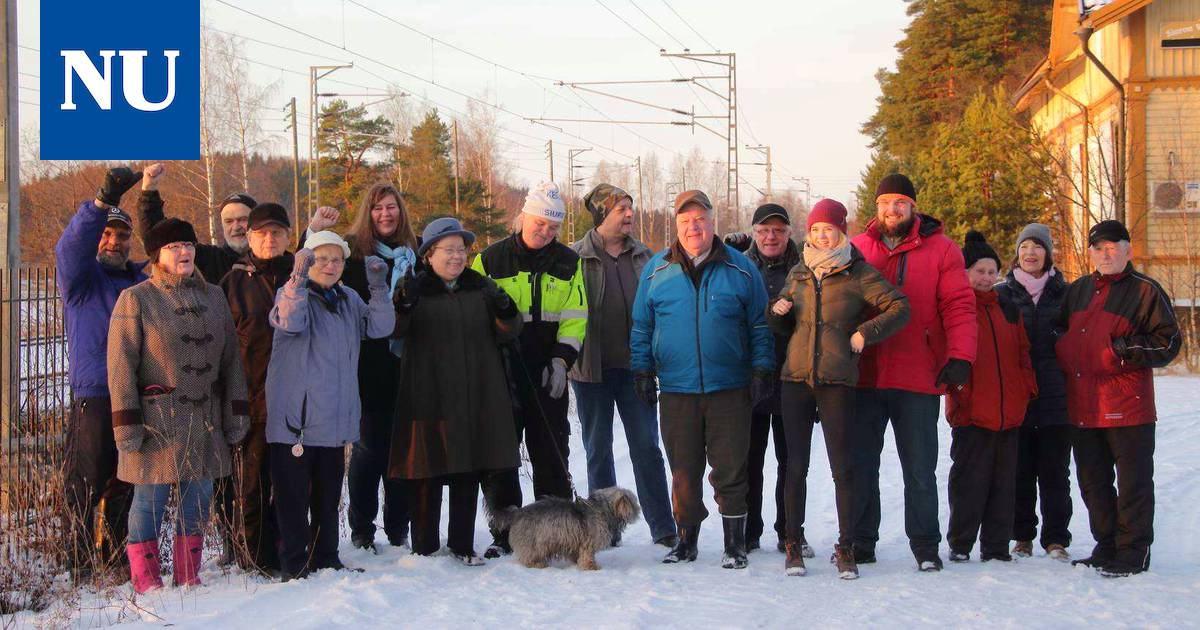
[594,0,662,50]
[660,0,717,51]
[628,0,686,50]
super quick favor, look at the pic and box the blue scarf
[375,240,416,358]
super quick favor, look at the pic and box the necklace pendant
[292,442,304,458]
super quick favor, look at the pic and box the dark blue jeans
[851,388,942,556]
[571,369,676,541]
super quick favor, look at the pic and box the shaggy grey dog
[492,487,641,570]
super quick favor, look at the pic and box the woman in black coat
[994,223,1072,561]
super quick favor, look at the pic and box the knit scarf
[803,232,853,280]
[1013,267,1054,305]
[374,240,417,299]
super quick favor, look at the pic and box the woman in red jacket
[946,231,1037,563]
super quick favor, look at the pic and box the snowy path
[16,377,1200,628]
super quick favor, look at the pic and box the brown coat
[387,268,523,480]
[766,245,910,388]
[108,267,250,484]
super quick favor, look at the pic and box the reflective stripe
[559,336,583,352]
[522,313,535,322]
[558,309,588,320]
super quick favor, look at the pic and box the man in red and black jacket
[1054,219,1181,577]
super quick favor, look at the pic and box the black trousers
[515,370,573,501]
[233,423,279,573]
[482,468,523,543]
[1074,423,1155,569]
[408,473,482,556]
[947,426,1019,556]
[63,396,133,569]
[270,443,346,576]
[780,383,855,548]
[348,410,410,545]
[1013,424,1074,548]
[746,412,787,544]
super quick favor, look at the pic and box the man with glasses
[56,166,151,581]
[849,174,976,571]
[219,202,296,576]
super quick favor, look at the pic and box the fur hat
[144,218,197,258]
[521,181,566,223]
[962,230,1000,269]
[305,230,351,259]
[583,183,633,227]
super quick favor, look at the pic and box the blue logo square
[40,0,200,160]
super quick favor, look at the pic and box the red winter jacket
[1054,263,1181,428]
[851,214,977,395]
[946,290,1037,431]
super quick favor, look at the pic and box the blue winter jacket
[264,273,395,448]
[55,200,148,399]
[631,240,773,394]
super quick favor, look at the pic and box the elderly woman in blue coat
[265,230,395,581]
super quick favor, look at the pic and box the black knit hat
[962,230,1000,270]
[583,183,633,227]
[219,192,258,212]
[751,203,790,226]
[1087,219,1131,246]
[875,173,917,203]
[144,218,197,258]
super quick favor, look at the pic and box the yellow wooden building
[1014,0,1200,307]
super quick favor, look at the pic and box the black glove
[96,167,143,207]
[634,372,658,406]
[392,275,419,313]
[723,232,752,253]
[935,358,972,387]
[750,368,774,405]
[483,281,517,318]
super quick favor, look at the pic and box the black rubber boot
[721,516,748,570]
[662,525,699,563]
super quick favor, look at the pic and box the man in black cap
[218,202,295,576]
[135,165,256,284]
[568,183,676,549]
[55,166,151,581]
[723,203,797,555]
[1054,219,1181,577]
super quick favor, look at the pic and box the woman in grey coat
[265,230,395,581]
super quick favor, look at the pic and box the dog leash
[509,348,581,502]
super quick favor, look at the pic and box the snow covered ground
[13,376,1200,628]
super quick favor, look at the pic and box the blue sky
[18,0,910,204]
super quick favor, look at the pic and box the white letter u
[119,50,179,112]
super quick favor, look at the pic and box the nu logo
[40,1,200,159]
[60,50,181,112]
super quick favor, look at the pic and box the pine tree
[399,111,455,224]
[853,150,906,232]
[317,99,395,218]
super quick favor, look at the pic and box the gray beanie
[1016,223,1053,257]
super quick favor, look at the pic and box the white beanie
[306,230,351,258]
[521,181,566,222]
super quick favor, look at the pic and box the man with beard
[56,166,150,581]
[219,202,295,576]
[849,174,976,571]
[136,178,254,284]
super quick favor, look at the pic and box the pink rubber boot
[173,534,204,587]
[127,540,164,594]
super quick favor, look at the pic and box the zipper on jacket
[984,305,1005,430]
[811,277,823,381]
[694,273,706,393]
[530,272,543,323]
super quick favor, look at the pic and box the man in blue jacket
[631,189,774,569]
[55,167,149,580]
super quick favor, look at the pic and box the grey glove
[365,255,389,288]
[541,357,568,399]
[292,248,316,277]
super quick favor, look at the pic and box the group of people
[57,163,1180,592]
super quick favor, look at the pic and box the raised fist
[142,163,165,191]
[365,255,389,288]
[309,206,341,233]
[292,248,316,276]
[96,167,143,207]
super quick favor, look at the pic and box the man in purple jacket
[56,167,149,581]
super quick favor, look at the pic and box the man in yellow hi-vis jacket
[470,181,588,558]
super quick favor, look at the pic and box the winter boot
[839,544,876,565]
[797,535,815,559]
[126,541,164,594]
[949,549,970,563]
[1071,544,1115,569]
[484,530,512,559]
[662,526,699,564]
[746,538,761,552]
[784,540,806,576]
[775,538,787,553]
[654,533,678,548]
[1011,540,1033,558]
[1046,543,1070,562]
[721,515,748,570]
[915,549,944,572]
[352,535,377,554]
[981,550,1013,562]
[833,544,859,580]
[172,535,204,587]
[452,550,486,567]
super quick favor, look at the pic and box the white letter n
[61,50,115,110]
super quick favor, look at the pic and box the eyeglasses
[313,256,345,267]
[753,226,789,237]
[161,242,196,253]
[432,246,468,257]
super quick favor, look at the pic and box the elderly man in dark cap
[1054,219,1181,577]
[569,184,676,550]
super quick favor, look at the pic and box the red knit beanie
[806,199,848,233]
